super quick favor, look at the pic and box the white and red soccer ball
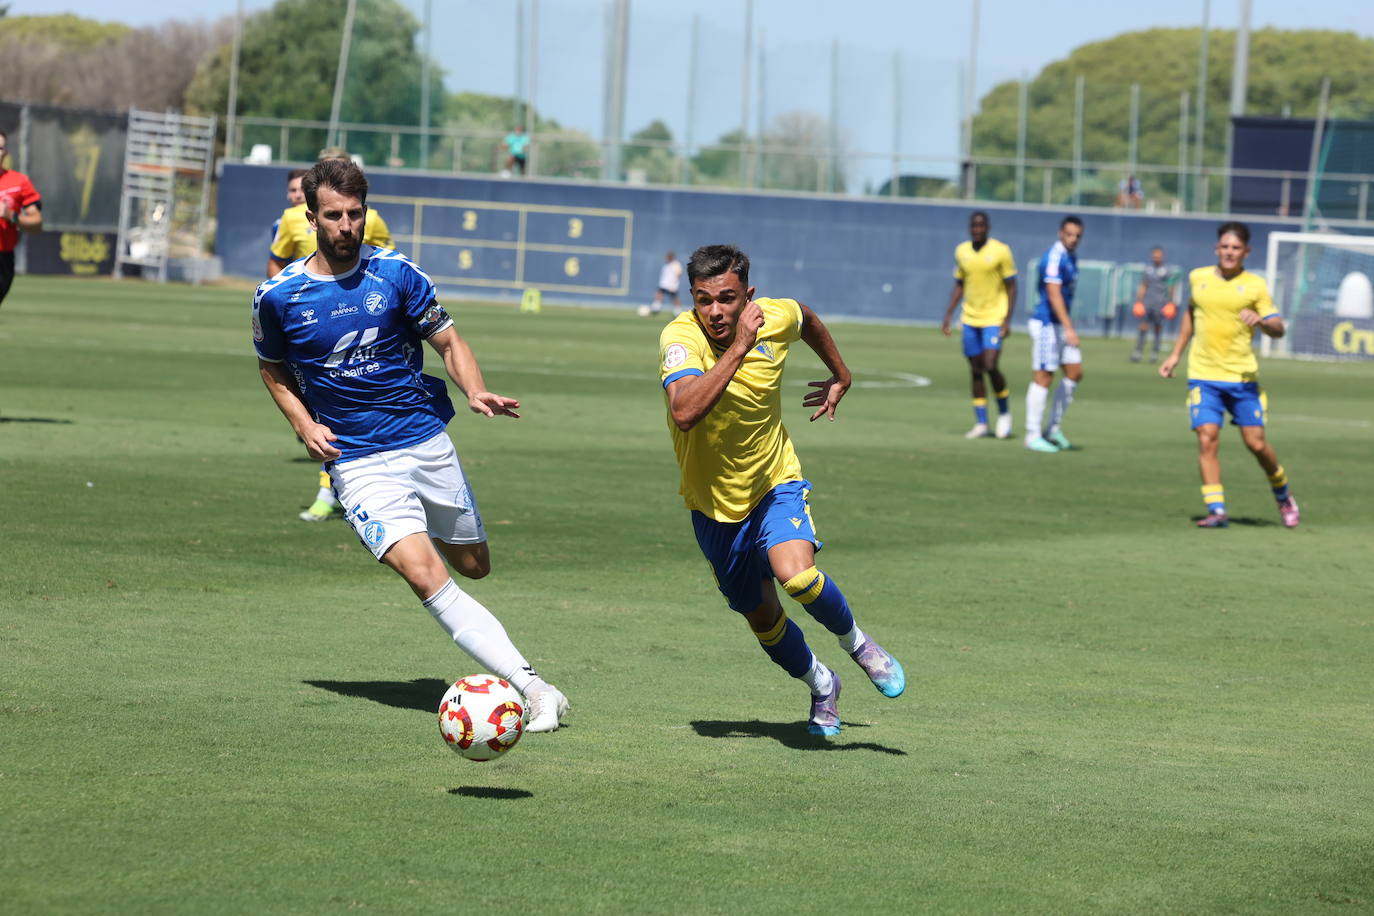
[437,675,525,762]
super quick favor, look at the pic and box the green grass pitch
[2,276,1372,913]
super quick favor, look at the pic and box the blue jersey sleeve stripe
[663,368,703,388]
[1261,312,1281,320]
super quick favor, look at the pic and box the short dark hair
[287,168,309,181]
[1217,220,1250,244]
[687,244,750,289]
[970,210,990,224]
[303,158,368,211]
[1060,215,1083,229]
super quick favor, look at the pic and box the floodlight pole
[225,0,243,159]
[601,0,630,181]
[1222,0,1251,212]
[328,0,359,151]
[1194,0,1210,211]
[526,0,538,145]
[1015,76,1027,203]
[420,0,432,168]
[1301,77,1331,229]
[740,0,753,186]
[962,0,980,197]
[684,14,699,184]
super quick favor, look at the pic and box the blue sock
[753,614,814,678]
[995,388,1010,414]
[783,567,856,637]
[972,398,988,424]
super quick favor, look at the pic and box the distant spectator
[503,127,530,176]
[652,250,683,314]
[1117,174,1143,209]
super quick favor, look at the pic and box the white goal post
[1263,231,1374,360]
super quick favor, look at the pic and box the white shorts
[1028,317,1083,372]
[330,431,486,560]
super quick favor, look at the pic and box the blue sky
[29,0,1374,184]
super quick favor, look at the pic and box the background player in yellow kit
[659,244,905,736]
[1158,221,1300,529]
[941,211,1017,439]
[266,149,394,280]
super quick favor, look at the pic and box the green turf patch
[2,276,1372,913]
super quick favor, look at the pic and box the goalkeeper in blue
[253,158,569,731]
[658,244,905,736]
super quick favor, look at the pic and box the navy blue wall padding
[219,163,1302,323]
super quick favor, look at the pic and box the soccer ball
[437,675,525,761]
[636,304,652,317]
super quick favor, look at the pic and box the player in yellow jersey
[1159,221,1300,529]
[659,244,905,736]
[267,152,396,520]
[941,211,1017,439]
[266,150,393,280]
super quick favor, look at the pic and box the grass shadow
[448,786,533,800]
[305,678,447,713]
[691,719,907,755]
[0,416,74,424]
[1188,514,1278,528]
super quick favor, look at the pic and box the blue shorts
[1188,379,1267,429]
[691,480,822,613]
[962,323,1003,358]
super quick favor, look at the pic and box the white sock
[422,579,546,695]
[1025,381,1050,441]
[802,659,834,696]
[315,487,336,505]
[838,625,865,654]
[1049,378,1078,433]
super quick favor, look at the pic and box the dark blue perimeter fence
[218,162,1303,325]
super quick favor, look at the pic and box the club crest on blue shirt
[364,290,388,315]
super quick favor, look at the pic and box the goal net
[1264,231,1374,361]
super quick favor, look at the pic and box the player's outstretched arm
[941,281,963,336]
[665,300,764,431]
[1158,304,1194,379]
[258,358,341,460]
[799,303,852,422]
[426,326,520,418]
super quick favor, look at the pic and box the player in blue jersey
[1024,216,1084,452]
[253,158,569,732]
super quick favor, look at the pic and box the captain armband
[415,302,453,338]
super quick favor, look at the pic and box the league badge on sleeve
[663,343,688,370]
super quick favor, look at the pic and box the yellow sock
[1201,484,1225,514]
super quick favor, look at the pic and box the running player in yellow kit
[1159,221,1300,528]
[659,244,905,736]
